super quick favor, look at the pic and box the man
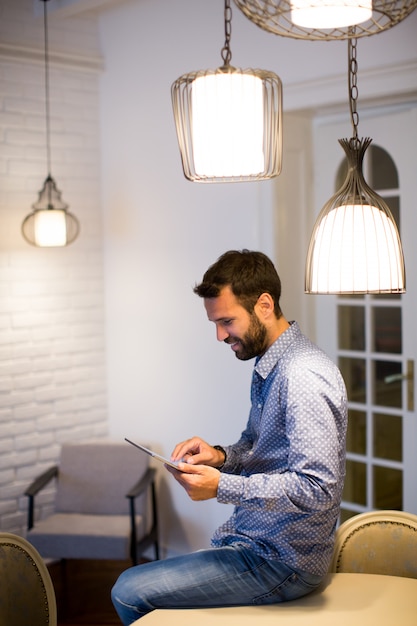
[112,249,347,625]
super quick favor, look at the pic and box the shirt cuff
[217,473,246,506]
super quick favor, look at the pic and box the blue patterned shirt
[212,321,347,576]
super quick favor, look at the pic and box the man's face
[204,286,268,361]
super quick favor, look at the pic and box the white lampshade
[306,203,405,293]
[172,66,282,183]
[34,209,67,247]
[290,0,372,29]
[305,137,406,294]
[191,72,265,177]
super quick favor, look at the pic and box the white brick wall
[0,1,108,536]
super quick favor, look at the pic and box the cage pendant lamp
[233,0,417,41]
[22,0,79,247]
[22,175,79,247]
[171,0,282,183]
[305,34,406,294]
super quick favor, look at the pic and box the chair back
[330,509,417,578]
[55,440,149,515]
[0,532,57,625]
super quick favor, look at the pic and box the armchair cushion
[27,512,145,560]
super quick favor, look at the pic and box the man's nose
[216,325,229,342]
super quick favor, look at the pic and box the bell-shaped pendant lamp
[305,33,406,294]
[22,0,79,247]
[290,0,372,29]
[171,0,282,183]
[305,137,405,293]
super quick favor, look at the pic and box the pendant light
[305,32,406,294]
[171,0,282,183]
[233,0,417,41]
[22,0,79,247]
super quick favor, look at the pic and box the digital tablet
[125,438,184,471]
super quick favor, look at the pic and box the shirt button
[257,404,262,409]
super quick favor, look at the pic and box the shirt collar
[255,321,300,380]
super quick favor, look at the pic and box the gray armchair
[25,440,159,565]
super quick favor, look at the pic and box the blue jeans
[111,546,323,625]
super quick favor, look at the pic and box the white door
[312,104,417,519]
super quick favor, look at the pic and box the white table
[134,572,417,626]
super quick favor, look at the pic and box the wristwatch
[213,445,227,470]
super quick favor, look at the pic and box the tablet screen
[125,438,184,471]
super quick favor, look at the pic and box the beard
[225,312,268,361]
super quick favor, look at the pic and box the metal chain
[348,28,359,145]
[221,0,232,66]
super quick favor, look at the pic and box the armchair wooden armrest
[126,467,156,499]
[126,467,159,563]
[24,466,58,530]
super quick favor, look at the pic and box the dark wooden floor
[48,559,132,625]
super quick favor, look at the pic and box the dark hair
[193,249,282,318]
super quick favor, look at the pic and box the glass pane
[369,145,399,190]
[373,413,402,462]
[373,465,402,509]
[346,409,367,455]
[372,307,402,353]
[373,360,402,408]
[339,357,366,403]
[343,460,367,505]
[338,306,365,351]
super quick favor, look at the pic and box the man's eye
[223,319,233,326]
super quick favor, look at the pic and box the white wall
[98,0,417,555]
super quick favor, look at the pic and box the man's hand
[165,462,221,501]
[171,436,225,468]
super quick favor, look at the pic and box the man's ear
[256,293,275,320]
